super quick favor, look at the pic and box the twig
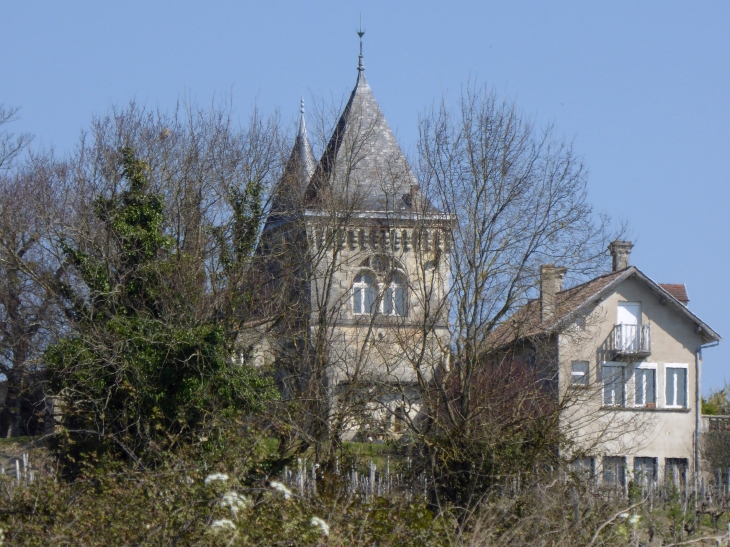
[666,535,729,546]
[585,501,644,547]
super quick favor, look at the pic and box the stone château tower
[259,46,451,439]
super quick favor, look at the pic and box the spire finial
[297,96,307,138]
[357,14,365,73]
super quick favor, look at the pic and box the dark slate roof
[304,57,435,214]
[659,283,689,305]
[264,102,317,232]
[489,266,720,348]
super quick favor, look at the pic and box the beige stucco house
[492,241,721,487]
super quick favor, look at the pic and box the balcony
[611,324,651,357]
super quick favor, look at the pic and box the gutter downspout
[695,340,720,502]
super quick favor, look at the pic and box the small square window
[571,361,589,386]
[571,457,594,477]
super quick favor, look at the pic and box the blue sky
[2,2,728,391]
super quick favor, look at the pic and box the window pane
[383,286,394,315]
[365,285,376,313]
[353,287,362,314]
[636,369,655,406]
[636,370,645,405]
[572,457,594,476]
[666,369,676,406]
[394,285,406,316]
[666,458,688,485]
[676,369,687,407]
[604,366,623,406]
[646,370,655,404]
[634,457,656,485]
[603,457,626,486]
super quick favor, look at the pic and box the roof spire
[297,96,306,136]
[357,14,365,73]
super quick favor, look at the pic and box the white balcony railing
[612,324,651,356]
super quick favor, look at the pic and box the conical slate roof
[305,54,429,213]
[264,99,317,232]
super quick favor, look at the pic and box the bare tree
[400,84,619,505]
[0,105,33,171]
[0,106,65,437]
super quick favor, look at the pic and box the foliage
[4,456,730,546]
[418,356,565,508]
[45,147,277,472]
[0,449,453,547]
[702,386,730,416]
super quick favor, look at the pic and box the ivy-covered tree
[46,147,276,472]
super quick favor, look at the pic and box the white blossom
[210,519,236,532]
[269,481,292,500]
[204,473,229,485]
[220,491,251,517]
[310,516,330,536]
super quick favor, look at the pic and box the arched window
[353,273,376,315]
[353,272,406,316]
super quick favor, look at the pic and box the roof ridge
[556,267,629,296]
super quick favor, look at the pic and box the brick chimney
[608,240,634,272]
[540,264,567,323]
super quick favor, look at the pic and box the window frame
[633,457,657,486]
[634,363,657,408]
[382,274,407,317]
[603,456,627,487]
[665,364,689,409]
[603,362,626,407]
[352,272,377,315]
[571,457,595,478]
[570,361,590,387]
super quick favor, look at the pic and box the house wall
[559,275,701,483]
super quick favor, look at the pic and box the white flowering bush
[220,491,251,518]
[204,473,229,485]
[269,481,292,500]
[310,516,330,536]
[210,518,237,532]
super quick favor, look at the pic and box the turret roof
[304,54,433,214]
[264,99,316,232]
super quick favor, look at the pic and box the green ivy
[46,147,277,474]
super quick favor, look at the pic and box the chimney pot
[609,240,634,272]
